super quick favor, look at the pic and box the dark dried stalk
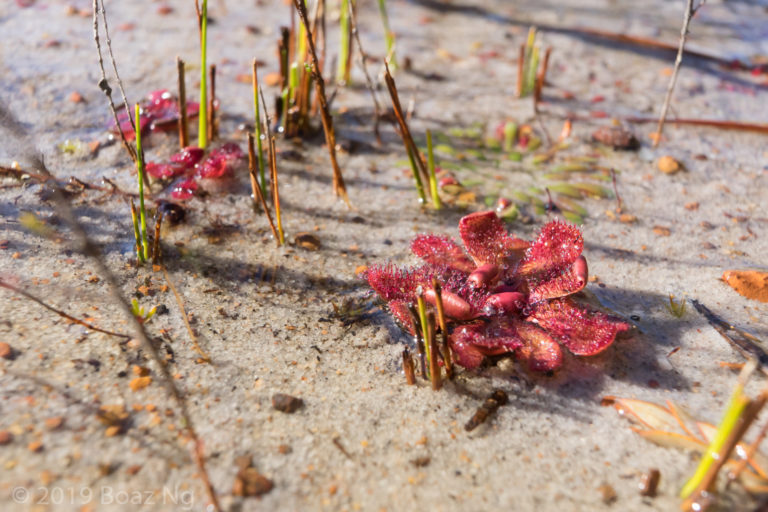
[152,209,163,265]
[383,63,431,199]
[208,64,218,141]
[431,279,453,379]
[402,348,416,385]
[427,312,441,390]
[177,57,189,148]
[91,0,136,163]
[348,0,382,144]
[247,132,280,246]
[653,0,703,147]
[293,0,350,204]
[0,280,130,340]
[1,164,138,199]
[533,46,551,111]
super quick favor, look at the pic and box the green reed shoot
[426,129,441,210]
[416,290,431,378]
[134,104,150,263]
[337,0,351,84]
[252,60,267,196]
[377,0,396,69]
[198,0,209,148]
[517,27,541,97]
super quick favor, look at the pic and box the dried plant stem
[652,0,703,148]
[533,46,551,111]
[269,137,285,246]
[91,0,136,163]
[348,2,382,144]
[247,133,280,246]
[208,64,217,141]
[427,312,441,390]
[130,199,142,257]
[152,210,163,265]
[431,279,453,379]
[293,0,349,204]
[402,348,416,385]
[0,280,130,340]
[252,60,267,195]
[1,164,137,199]
[416,292,431,377]
[383,63,431,202]
[198,0,209,149]
[177,57,189,148]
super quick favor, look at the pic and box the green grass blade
[198,0,208,148]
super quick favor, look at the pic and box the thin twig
[652,0,704,147]
[293,0,350,205]
[0,280,131,340]
[177,57,189,148]
[91,0,136,163]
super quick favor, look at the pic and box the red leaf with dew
[458,211,528,267]
[529,298,630,356]
[518,220,583,277]
[411,234,474,273]
[513,322,564,372]
[527,255,588,303]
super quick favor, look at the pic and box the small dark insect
[158,201,186,225]
[639,468,661,497]
[465,389,509,432]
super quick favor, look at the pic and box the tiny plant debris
[364,211,630,372]
[465,389,509,431]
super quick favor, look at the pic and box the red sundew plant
[111,89,199,141]
[365,211,630,372]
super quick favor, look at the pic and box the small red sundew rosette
[365,211,630,371]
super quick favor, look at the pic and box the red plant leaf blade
[518,220,583,277]
[529,298,630,355]
[388,300,415,335]
[365,264,418,302]
[528,256,588,303]
[513,321,563,372]
[411,234,474,273]
[458,211,528,267]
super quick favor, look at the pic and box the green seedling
[337,0,352,84]
[198,0,209,148]
[252,60,267,195]
[667,294,687,318]
[134,104,150,263]
[516,27,542,97]
[131,298,157,324]
[406,144,427,204]
[503,122,518,152]
[416,289,431,378]
[426,129,441,210]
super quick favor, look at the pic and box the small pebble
[129,376,152,391]
[44,417,64,431]
[28,440,43,453]
[0,430,13,445]
[272,393,303,413]
[0,342,12,359]
[294,232,321,251]
[657,155,681,174]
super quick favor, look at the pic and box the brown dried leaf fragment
[722,270,768,303]
[272,393,304,413]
